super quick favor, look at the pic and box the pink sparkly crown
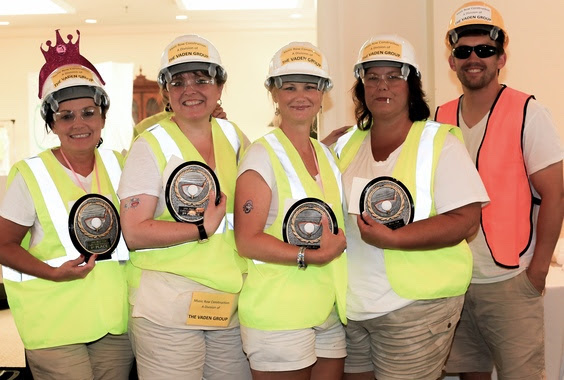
[38,29,105,99]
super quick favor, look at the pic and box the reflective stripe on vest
[98,149,121,193]
[413,121,440,221]
[264,133,343,202]
[335,121,438,219]
[216,118,241,158]
[334,126,358,158]
[257,133,344,265]
[2,152,128,282]
[147,121,241,233]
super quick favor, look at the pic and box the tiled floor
[0,309,25,367]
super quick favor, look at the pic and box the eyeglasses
[362,73,407,88]
[452,45,499,59]
[54,106,102,125]
[167,77,216,93]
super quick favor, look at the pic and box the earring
[320,105,323,114]
[217,99,223,106]
[96,137,103,149]
[275,107,280,116]
[165,102,172,112]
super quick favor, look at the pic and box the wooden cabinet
[132,70,163,125]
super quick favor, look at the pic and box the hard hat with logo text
[39,30,109,120]
[265,41,333,92]
[445,1,509,48]
[354,34,420,80]
[158,34,227,88]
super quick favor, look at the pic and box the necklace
[59,149,101,194]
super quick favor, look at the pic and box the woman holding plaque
[333,34,489,380]
[118,34,251,380]
[234,42,347,380]
[0,30,133,379]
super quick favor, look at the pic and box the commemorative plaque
[282,197,338,249]
[165,161,221,223]
[68,194,121,261]
[359,176,414,230]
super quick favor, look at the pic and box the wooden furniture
[132,69,163,125]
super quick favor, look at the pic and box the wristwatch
[196,220,208,243]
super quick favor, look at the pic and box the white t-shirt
[459,98,563,283]
[117,137,168,217]
[342,130,489,321]
[118,128,248,330]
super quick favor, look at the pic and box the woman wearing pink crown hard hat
[0,29,133,379]
[118,34,251,379]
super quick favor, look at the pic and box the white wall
[318,0,564,145]
[317,0,432,139]
[1,1,563,204]
[0,24,316,167]
[432,0,564,138]
[317,0,563,239]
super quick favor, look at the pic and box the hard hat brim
[49,86,105,108]
[277,74,326,84]
[363,61,403,69]
[168,62,214,77]
[40,85,109,120]
[449,24,506,46]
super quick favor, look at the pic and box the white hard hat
[38,30,109,121]
[354,34,420,79]
[265,41,333,92]
[157,34,227,88]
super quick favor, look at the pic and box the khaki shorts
[445,271,545,379]
[345,295,463,380]
[26,333,134,380]
[129,316,251,380]
[240,309,346,372]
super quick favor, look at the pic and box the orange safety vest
[435,85,539,268]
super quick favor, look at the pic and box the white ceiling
[0,0,316,34]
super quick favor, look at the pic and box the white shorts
[240,309,346,372]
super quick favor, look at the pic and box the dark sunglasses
[452,45,499,59]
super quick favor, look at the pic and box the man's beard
[456,62,497,90]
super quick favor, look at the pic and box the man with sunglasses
[436,2,563,379]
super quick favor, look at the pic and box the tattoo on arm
[243,200,253,214]
[124,197,140,209]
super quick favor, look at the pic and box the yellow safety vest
[336,120,472,299]
[3,149,128,349]
[238,127,347,330]
[133,111,171,138]
[128,117,247,293]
